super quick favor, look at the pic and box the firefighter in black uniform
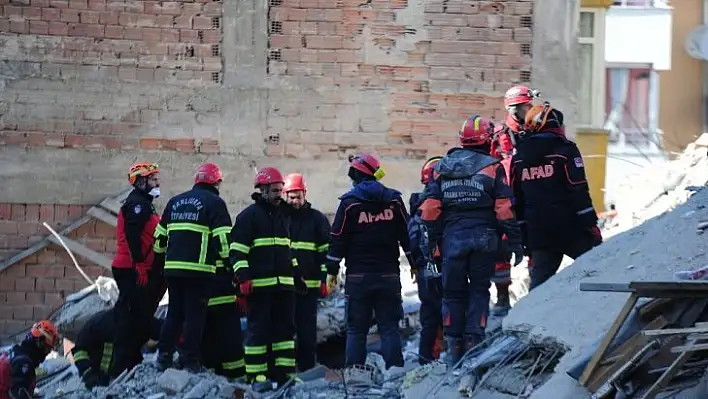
[72,309,162,389]
[201,262,246,379]
[230,167,301,387]
[153,163,233,373]
[0,320,57,399]
[282,173,331,372]
[325,153,413,370]
[511,103,602,290]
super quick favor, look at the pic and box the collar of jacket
[131,187,155,203]
[193,183,220,195]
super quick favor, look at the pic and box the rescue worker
[489,127,516,317]
[408,157,444,365]
[153,163,233,373]
[71,309,162,389]
[0,320,58,399]
[202,262,246,379]
[511,103,602,290]
[230,167,300,387]
[503,85,540,140]
[325,153,413,370]
[282,173,332,372]
[111,162,163,377]
[419,115,523,365]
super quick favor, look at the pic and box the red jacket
[112,190,160,271]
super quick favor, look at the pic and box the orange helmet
[283,173,306,193]
[29,320,58,348]
[459,115,494,147]
[128,162,159,185]
[195,163,223,185]
[503,85,540,108]
[349,153,386,180]
[524,102,565,135]
[254,167,284,188]
[420,156,441,185]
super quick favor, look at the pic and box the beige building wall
[659,0,704,155]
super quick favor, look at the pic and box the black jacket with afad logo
[230,194,299,291]
[510,132,598,250]
[326,180,411,276]
[153,183,233,279]
[289,202,331,291]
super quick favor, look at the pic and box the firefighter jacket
[71,309,162,379]
[112,189,160,271]
[326,180,411,276]
[230,193,299,291]
[153,183,233,277]
[289,202,331,290]
[0,341,46,399]
[209,264,238,307]
[510,132,598,250]
[419,147,522,252]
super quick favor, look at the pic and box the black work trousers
[295,291,319,371]
[203,302,245,379]
[244,290,296,384]
[111,267,164,377]
[157,276,210,368]
[529,235,596,290]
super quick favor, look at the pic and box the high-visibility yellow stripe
[230,242,250,254]
[72,350,89,362]
[245,363,268,373]
[253,237,290,247]
[212,226,231,236]
[305,280,320,288]
[317,243,329,252]
[208,295,236,306]
[272,340,295,351]
[223,359,245,370]
[244,345,267,355]
[275,358,296,367]
[155,224,168,236]
[252,277,277,287]
[166,223,210,233]
[473,116,480,130]
[291,241,316,251]
[164,261,216,274]
[100,343,113,373]
[233,260,248,272]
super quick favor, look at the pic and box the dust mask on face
[149,187,161,198]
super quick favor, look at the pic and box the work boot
[444,337,463,368]
[155,351,173,371]
[463,334,483,353]
[491,284,512,317]
[251,375,276,393]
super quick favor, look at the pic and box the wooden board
[579,282,633,292]
[642,326,708,336]
[579,293,639,386]
[47,235,112,270]
[0,215,92,273]
[630,281,708,292]
[87,207,118,227]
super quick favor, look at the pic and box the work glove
[320,282,329,298]
[326,274,338,295]
[136,267,149,287]
[236,296,248,314]
[511,245,524,267]
[590,225,603,246]
[82,368,109,389]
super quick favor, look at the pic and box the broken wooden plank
[641,336,705,399]
[580,293,640,386]
[87,207,118,227]
[100,188,131,215]
[0,215,92,274]
[630,281,708,292]
[579,282,633,292]
[642,326,708,336]
[638,298,674,318]
[47,235,112,270]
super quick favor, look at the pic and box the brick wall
[264,0,534,160]
[0,203,112,339]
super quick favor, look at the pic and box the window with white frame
[577,9,605,127]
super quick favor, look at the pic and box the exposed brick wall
[0,0,224,152]
[0,203,112,339]
[264,0,533,160]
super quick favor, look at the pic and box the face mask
[148,187,161,198]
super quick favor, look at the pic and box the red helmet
[283,173,306,193]
[254,167,284,188]
[459,115,494,147]
[194,163,223,185]
[29,320,58,348]
[349,153,385,180]
[420,156,441,185]
[503,85,540,108]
